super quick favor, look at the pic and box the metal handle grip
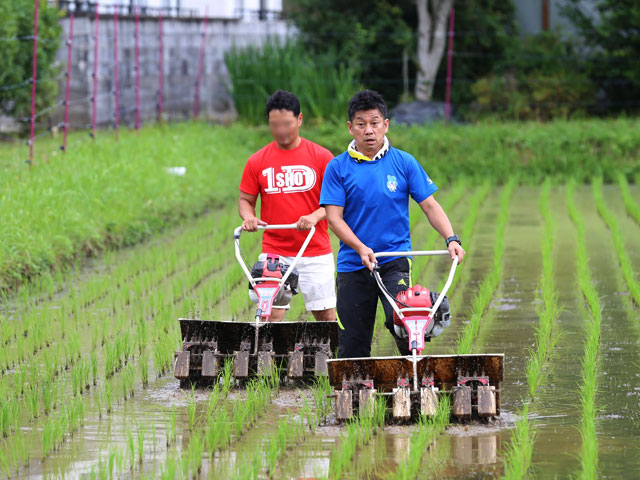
[234,223,316,288]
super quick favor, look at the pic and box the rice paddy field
[1,120,639,479]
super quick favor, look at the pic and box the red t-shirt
[239,138,334,257]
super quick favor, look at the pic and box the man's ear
[347,121,353,137]
[384,118,389,133]
[297,113,303,126]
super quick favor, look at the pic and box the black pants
[336,258,411,358]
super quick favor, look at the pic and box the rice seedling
[265,417,298,476]
[328,397,386,480]
[393,395,451,480]
[205,407,231,455]
[501,403,535,480]
[616,172,640,227]
[186,430,204,476]
[137,424,145,465]
[187,387,197,430]
[0,440,9,477]
[165,407,177,448]
[567,179,603,480]
[140,351,149,388]
[127,429,135,470]
[311,376,332,427]
[105,380,113,414]
[525,180,562,399]
[592,176,640,306]
[42,381,57,416]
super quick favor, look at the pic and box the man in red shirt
[239,90,336,322]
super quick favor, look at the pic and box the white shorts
[257,252,336,311]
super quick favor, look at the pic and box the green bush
[469,31,595,120]
[0,0,62,121]
[285,0,412,106]
[224,38,360,124]
[562,0,640,114]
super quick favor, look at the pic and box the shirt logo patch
[262,165,317,194]
[386,175,398,192]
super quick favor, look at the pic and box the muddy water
[10,184,640,479]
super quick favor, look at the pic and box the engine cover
[248,254,299,306]
[393,285,451,339]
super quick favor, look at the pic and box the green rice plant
[140,351,149,388]
[502,403,534,480]
[567,179,603,480]
[25,383,39,419]
[311,376,333,426]
[127,429,135,470]
[393,395,450,480]
[206,384,223,417]
[592,176,640,306]
[136,424,145,465]
[186,430,204,476]
[105,380,113,414]
[165,407,177,447]
[205,407,231,455]
[230,450,262,480]
[0,439,9,476]
[328,397,386,480]
[300,397,316,434]
[616,172,640,227]
[187,387,197,430]
[457,177,517,354]
[265,417,296,476]
[42,381,56,416]
[91,350,98,386]
[524,179,562,400]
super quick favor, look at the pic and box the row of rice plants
[158,366,281,479]
[566,179,604,480]
[615,173,640,227]
[501,179,562,479]
[327,398,386,480]
[456,178,517,354]
[392,396,451,480]
[592,176,640,306]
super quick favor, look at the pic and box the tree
[415,0,453,101]
[0,0,62,122]
[432,0,518,108]
[285,0,414,106]
[562,0,640,112]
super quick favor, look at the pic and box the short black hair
[348,89,387,122]
[266,90,301,119]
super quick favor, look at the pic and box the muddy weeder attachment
[327,354,504,422]
[174,319,339,385]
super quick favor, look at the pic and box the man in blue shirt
[320,90,465,358]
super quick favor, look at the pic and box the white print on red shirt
[262,165,317,194]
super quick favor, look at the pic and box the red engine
[393,284,433,325]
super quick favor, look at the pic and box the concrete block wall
[54,14,292,129]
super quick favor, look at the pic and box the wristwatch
[445,234,461,247]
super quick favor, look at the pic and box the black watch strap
[446,234,461,247]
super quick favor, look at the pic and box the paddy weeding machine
[327,251,504,421]
[174,224,339,385]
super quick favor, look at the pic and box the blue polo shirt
[320,146,438,272]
